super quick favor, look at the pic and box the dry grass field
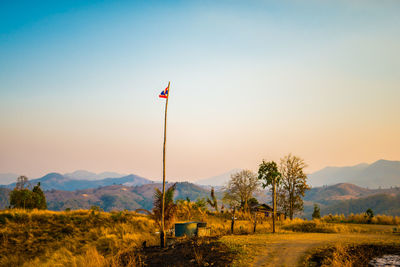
[0,209,399,266]
[0,209,158,266]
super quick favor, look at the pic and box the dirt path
[252,234,327,267]
[250,233,398,267]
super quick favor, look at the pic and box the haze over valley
[1,159,399,218]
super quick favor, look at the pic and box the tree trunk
[231,207,236,234]
[253,212,257,233]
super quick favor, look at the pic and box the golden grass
[1,209,399,266]
[0,209,157,266]
[322,213,400,225]
[280,218,359,233]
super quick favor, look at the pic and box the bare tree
[278,154,310,220]
[226,170,260,212]
[16,176,30,190]
[222,191,241,234]
[207,187,219,212]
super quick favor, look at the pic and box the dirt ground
[251,233,400,267]
[127,237,236,267]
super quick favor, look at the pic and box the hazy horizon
[1,158,398,184]
[1,1,399,181]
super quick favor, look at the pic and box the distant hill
[0,181,210,211]
[43,182,212,211]
[196,169,241,187]
[64,170,126,180]
[309,159,400,188]
[1,172,153,191]
[303,183,400,218]
[304,183,373,205]
[322,193,400,216]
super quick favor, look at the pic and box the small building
[253,204,285,220]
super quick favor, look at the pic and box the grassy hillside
[0,209,273,266]
[322,193,400,216]
[0,209,157,266]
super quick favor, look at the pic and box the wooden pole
[160,81,170,248]
[272,178,276,233]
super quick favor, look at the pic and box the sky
[0,0,399,181]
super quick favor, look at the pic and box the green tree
[153,183,178,230]
[32,182,47,210]
[9,176,46,210]
[312,204,321,219]
[226,170,260,212]
[206,187,219,212]
[278,154,310,220]
[366,208,374,223]
[258,160,281,233]
[10,188,32,209]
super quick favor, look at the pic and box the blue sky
[1,0,399,181]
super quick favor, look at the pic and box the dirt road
[218,224,400,267]
[252,233,399,267]
[253,234,329,267]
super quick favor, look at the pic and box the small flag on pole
[159,86,169,99]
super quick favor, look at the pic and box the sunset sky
[1,0,399,181]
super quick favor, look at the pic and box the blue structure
[174,222,207,237]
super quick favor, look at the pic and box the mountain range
[64,170,127,180]
[2,159,399,189]
[308,159,400,188]
[0,182,212,212]
[0,176,399,217]
[1,158,399,216]
[194,159,400,189]
[0,172,153,191]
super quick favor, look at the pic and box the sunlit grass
[0,209,157,266]
[321,213,400,225]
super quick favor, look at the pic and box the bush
[282,219,350,233]
[322,213,400,225]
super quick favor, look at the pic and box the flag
[159,86,169,99]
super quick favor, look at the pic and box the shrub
[282,218,350,233]
[322,213,400,225]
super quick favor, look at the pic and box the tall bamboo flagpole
[160,81,170,248]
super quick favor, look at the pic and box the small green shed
[174,222,207,237]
